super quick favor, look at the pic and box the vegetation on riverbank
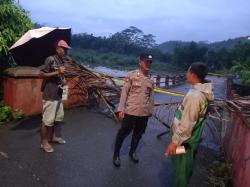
[70,28,250,87]
[69,48,180,74]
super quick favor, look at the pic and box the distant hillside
[157,41,192,54]
[208,36,249,51]
[158,36,250,54]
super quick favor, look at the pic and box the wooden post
[172,76,176,86]
[165,75,169,88]
[156,75,160,87]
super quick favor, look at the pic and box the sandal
[51,137,66,144]
[41,144,54,153]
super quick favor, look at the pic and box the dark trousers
[114,114,148,157]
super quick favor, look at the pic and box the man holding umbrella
[40,40,70,153]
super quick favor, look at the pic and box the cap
[57,40,71,49]
[140,53,153,61]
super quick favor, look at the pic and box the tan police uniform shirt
[118,69,154,117]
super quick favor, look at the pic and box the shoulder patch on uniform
[127,70,137,79]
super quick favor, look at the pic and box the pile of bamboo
[63,59,121,121]
[230,96,250,114]
[224,97,250,126]
[235,98,250,109]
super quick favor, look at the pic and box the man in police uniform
[113,53,154,167]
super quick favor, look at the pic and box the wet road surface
[0,76,227,187]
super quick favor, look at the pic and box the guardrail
[152,74,186,88]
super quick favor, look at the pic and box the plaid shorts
[42,100,64,126]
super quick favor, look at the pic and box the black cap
[140,53,153,61]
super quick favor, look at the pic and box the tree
[230,42,250,86]
[205,50,219,70]
[71,26,157,57]
[173,42,208,70]
[0,0,33,69]
[119,26,156,48]
[120,26,143,45]
[141,34,156,48]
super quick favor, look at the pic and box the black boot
[129,137,140,163]
[113,139,122,167]
[129,151,139,163]
[113,133,124,167]
[113,154,121,167]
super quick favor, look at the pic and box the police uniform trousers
[114,114,148,156]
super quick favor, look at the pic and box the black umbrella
[9,27,71,67]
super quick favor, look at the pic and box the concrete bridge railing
[152,74,186,88]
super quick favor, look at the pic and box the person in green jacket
[165,62,214,187]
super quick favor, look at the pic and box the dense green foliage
[71,26,170,63]
[159,37,250,73]
[0,0,33,69]
[171,43,234,71]
[0,101,24,124]
[70,48,178,74]
[171,41,250,85]
[230,42,250,86]
[157,39,250,86]
[72,26,156,53]
[171,42,250,86]
[0,0,30,124]
[158,37,248,54]
[172,42,208,70]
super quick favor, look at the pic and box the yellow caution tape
[112,78,124,85]
[102,76,185,97]
[154,87,184,97]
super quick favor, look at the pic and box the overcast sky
[19,0,250,44]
